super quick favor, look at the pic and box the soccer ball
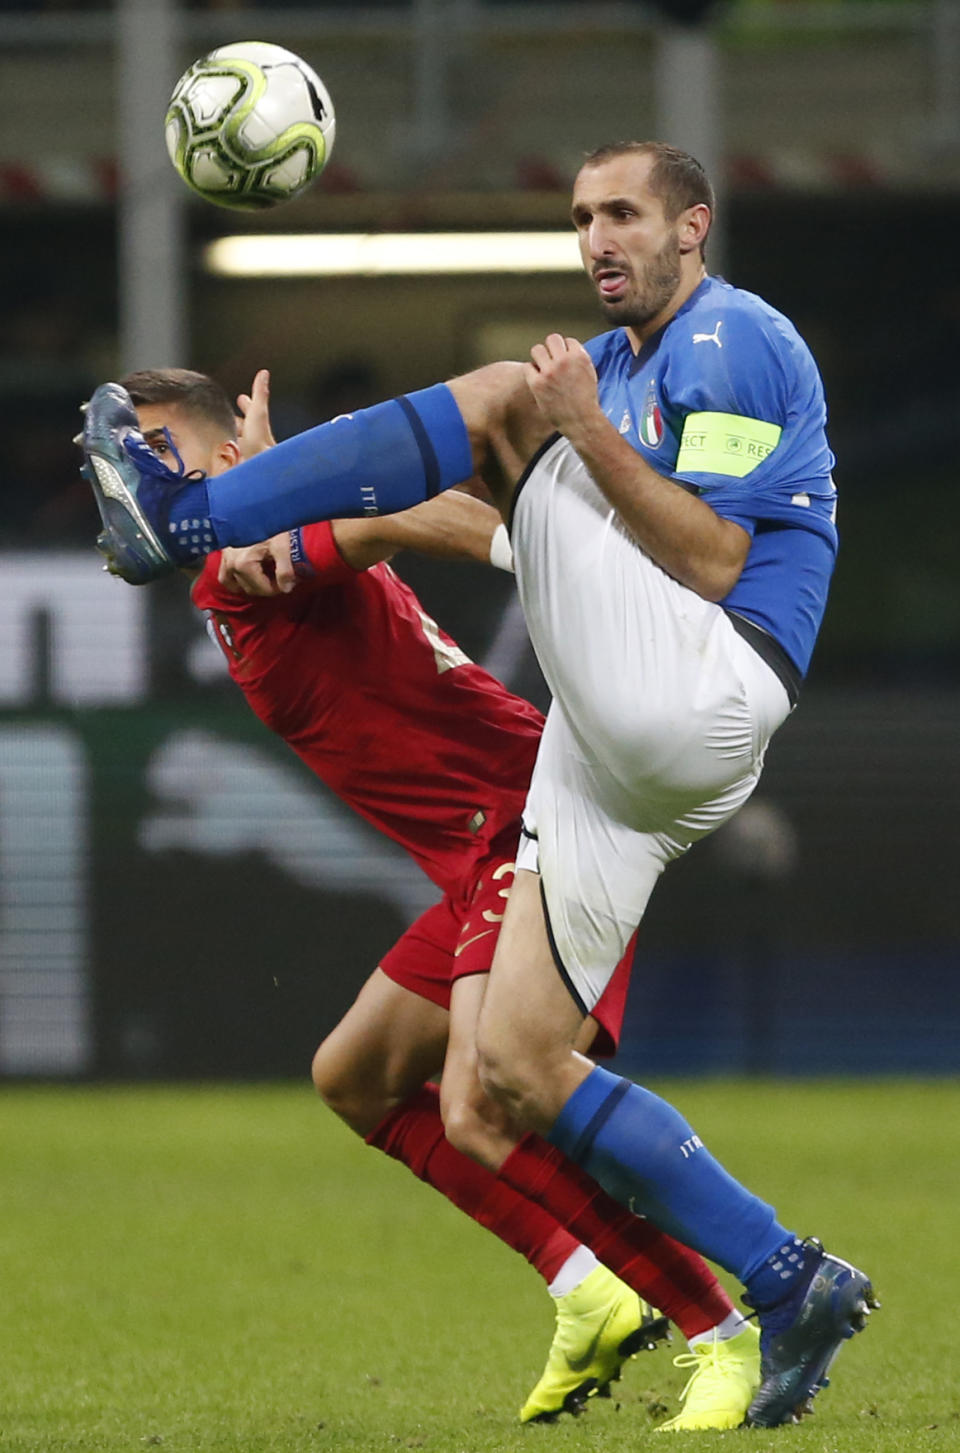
[165,41,335,211]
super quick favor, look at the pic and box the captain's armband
[676,411,782,479]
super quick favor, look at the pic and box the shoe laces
[123,426,207,484]
[671,1336,744,1405]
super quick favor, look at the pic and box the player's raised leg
[80,368,531,583]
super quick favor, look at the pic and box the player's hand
[218,532,297,596]
[236,369,276,459]
[524,334,603,439]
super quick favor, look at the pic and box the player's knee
[474,1034,529,1113]
[440,1096,486,1161]
[448,362,525,437]
[440,1081,519,1171]
[310,1043,386,1135]
[475,1030,571,1134]
[310,1042,346,1108]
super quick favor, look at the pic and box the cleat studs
[619,1314,671,1358]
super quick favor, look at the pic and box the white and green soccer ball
[165,41,335,210]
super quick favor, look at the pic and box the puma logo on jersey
[618,410,631,434]
[693,321,723,348]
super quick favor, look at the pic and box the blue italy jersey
[584,276,837,677]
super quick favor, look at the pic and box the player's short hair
[121,368,238,440]
[580,140,714,239]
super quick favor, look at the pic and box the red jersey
[191,523,544,898]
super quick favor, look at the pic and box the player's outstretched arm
[526,334,750,602]
[330,490,509,571]
[219,492,511,597]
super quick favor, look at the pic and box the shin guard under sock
[548,1066,789,1283]
[208,384,472,547]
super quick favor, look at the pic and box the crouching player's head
[121,368,239,481]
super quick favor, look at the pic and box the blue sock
[548,1066,791,1284]
[743,1236,812,1309]
[160,477,214,563]
[206,383,472,548]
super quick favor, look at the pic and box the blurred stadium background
[1,0,958,1083]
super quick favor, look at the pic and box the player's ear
[678,203,711,255]
[213,438,242,474]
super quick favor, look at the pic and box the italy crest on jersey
[640,378,663,448]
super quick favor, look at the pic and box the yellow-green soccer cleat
[655,1322,761,1432]
[520,1265,670,1424]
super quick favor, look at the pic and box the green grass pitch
[2,1079,958,1452]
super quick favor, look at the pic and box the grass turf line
[1,1080,958,1451]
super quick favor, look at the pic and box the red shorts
[379,828,632,1058]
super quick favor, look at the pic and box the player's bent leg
[311,967,449,1136]
[81,378,476,580]
[318,968,590,1304]
[500,710,875,1424]
[442,915,760,1429]
[79,363,551,581]
[440,973,523,1170]
[475,867,859,1426]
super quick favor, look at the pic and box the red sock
[498,1134,734,1340]
[368,1086,577,1284]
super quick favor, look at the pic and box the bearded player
[99,365,762,1431]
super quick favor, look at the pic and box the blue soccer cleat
[746,1240,879,1427]
[80,382,206,584]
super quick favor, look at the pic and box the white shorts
[512,436,793,1012]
